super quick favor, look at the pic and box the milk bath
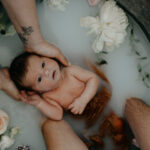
[0,0,149,149]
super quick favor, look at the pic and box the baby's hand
[68,98,87,115]
[20,91,41,106]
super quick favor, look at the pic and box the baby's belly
[58,85,85,108]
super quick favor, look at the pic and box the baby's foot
[88,0,101,6]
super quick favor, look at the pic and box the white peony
[46,0,69,11]
[81,0,128,53]
[0,110,9,135]
[0,135,14,150]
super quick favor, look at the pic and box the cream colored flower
[81,0,128,53]
[10,127,19,138]
[46,0,69,11]
[0,135,14,150]
[0,110,9,135]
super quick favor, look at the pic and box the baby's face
[23,55,62,92]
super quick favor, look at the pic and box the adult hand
[25,40,69,66]
[0,68,20,100]
[20,90,41,106]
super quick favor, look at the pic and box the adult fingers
[55,50,69,67]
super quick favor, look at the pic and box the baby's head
[10,52,63,93]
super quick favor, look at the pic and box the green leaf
[135,51,140,56]
[97,60,108,66]
[137,64,142,73]
[101,51,108,54]
[139,57,147,60]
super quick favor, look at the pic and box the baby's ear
[27,91,36,96]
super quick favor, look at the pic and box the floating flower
[88,0,101,6]
[81,0,128,53]
[10,127,19,138]
[0,110,9,135]
[0,135,14,150]
[46,0,69,11]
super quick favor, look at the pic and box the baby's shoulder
[65,65,83,73]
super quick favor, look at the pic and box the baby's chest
[50,76,85,107]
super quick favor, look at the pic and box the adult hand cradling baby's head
[25,41,69,67]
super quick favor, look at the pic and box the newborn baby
[10,52,99,120]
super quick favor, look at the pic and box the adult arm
[0,0,69,100]
[1,0,69,66]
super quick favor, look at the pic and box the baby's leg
[42,119,88,150]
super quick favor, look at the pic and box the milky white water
[0,0,149,149]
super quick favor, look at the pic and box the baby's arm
[37,99,63,120]
[68,65,99,114]
[20,91,63,120]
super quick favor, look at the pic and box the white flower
[0,110,9,135]
[46,0,69,11]
[10,127,19,138]
[0,135,14,150]
[81,0,128,53]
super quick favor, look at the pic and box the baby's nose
[44,69,49,76]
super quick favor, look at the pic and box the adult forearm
[1,0,44,48]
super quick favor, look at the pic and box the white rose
[0,110,9,135]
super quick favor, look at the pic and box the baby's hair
[9,52,33,91]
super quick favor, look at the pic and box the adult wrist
[24,36,44,51]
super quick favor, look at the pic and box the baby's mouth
[52,70,56,79]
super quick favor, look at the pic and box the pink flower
[88,0,101,6]
[0,110,9,135]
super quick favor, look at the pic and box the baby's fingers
[20,95,28,103]
[20,90,28,98]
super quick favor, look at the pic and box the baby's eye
[42,62,45,68]
[37,76,42,83]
